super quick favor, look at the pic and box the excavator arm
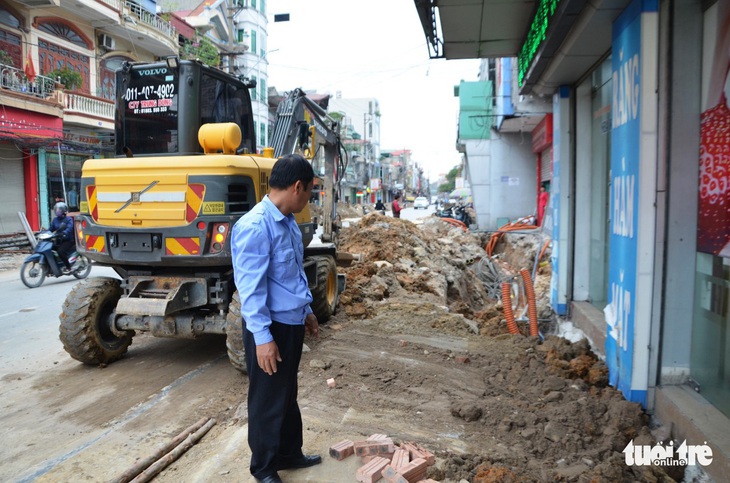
[269,88,344,243]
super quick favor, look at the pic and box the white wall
[465,132,536,230]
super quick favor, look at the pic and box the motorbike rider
[50,202,74,273]
[374,199,386,215]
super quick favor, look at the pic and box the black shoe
[255,474,283,483]
[276,454,322,471]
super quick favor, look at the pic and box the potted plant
[49,67,83,90]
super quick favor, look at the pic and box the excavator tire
[310,255,338,323]
[59,277,133,365]
[225,291,247,373]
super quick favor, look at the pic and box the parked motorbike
[435,201,473,227]
[20,231,92,288]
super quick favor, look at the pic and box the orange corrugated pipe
[501,282,520,335]
[521,269,539,337]
[485,221,540,256]
[441,217,468,231]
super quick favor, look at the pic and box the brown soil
[294,213,679,482]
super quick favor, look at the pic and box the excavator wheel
[225,291,247,373]
[310,255,338,323]
[59,277,133,365]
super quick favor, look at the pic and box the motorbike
[435,201,473,227]
[20,231,92,288]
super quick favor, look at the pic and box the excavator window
[116,60,256,156]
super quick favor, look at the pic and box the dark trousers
[244,321,305,479]
[55,239,74,268]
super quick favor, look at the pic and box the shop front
[690,0,730,419]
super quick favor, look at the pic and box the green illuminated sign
[518,0,560,87]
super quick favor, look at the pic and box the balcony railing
[63,91,115,121]
[125,0,175,38]
[1,64,56,99]
[99,0,121,10]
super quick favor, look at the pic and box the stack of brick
[328,434,437,483]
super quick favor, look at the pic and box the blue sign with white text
[607,1,642,403]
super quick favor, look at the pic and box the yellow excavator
[60,60,348,371]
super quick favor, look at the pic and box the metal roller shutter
[540,146,553,183]
[0,145,26,234]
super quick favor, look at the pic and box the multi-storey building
[328,96,381,203]
[0,0,182,232]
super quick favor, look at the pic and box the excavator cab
[115,59,257,157]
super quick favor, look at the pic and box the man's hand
[256,341,281,376]
[305,313,319,339]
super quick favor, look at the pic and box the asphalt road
[0,264,244,482]
[0,207,437,482]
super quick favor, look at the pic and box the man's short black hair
[394,193,401,200]
[269,154,315,189]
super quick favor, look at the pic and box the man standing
[392,193,402,218]
[231,154,322,483]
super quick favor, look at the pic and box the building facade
[1,0,184,232]
[418,0,730,478]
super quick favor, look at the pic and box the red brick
[401,442,435,466]
[354,440,396,457]
[381,464,408,483]
[416,480,440,483]
[329,439,354,460]
[356,456,390,483]
[455,355,470,363]
[391,448,410,469]
[413,443,435,466]
[399,457,428,482]
[367,433,390,441]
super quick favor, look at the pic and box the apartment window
[0,28,22,67]
[251,30,257,56]
[37,18,92,50]
[38,38,90,92]
[260,0,266,15]
[249,75,258,100]
[259,122,266,148]
[259,78,266,104]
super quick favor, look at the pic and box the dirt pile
[313,214,679,482]
[337,213,550,331]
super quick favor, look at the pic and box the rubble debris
[0,232,32,251]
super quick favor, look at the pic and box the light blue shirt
[231,195,313,345]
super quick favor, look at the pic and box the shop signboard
[606,0,658,407]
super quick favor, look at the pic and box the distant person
[392,193,402,218]
[374,199,386,215]
[537,185,549,226]
[231,154,322,483]
[50,202,74,272]
[67,186,78,212]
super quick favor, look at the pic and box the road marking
[0,307,37,319]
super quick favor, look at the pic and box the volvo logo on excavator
[115,180,159,213]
